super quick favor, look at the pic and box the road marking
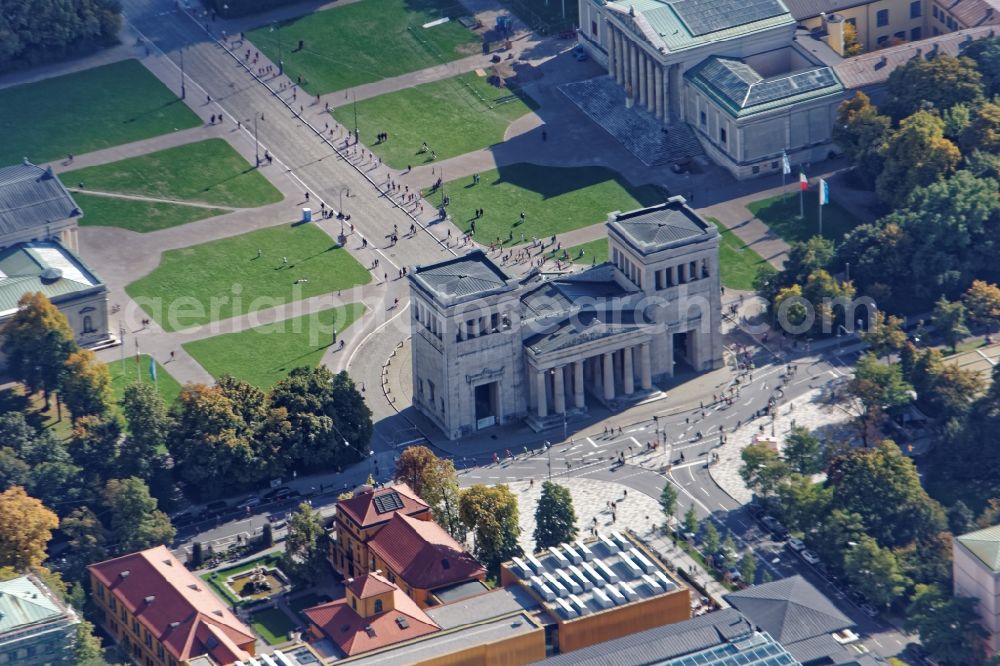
[587,438,597,448]
[743,399,753,405]
[700,487,710,495]
[871,639,883,648]
[718,503,728,511]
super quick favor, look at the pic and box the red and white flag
[799,171,808,191]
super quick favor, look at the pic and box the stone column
[574,360,585,409]
[640,343,652,390]
[616,29,625,83]
[623,346,635,395]
[654,64,664,119]
[607,27,616,82]
[647,57,656,112]
[639,54,648,107]
[603,352,615,401]
[630,43,639,100]
[662,66,670,119]
[536,370,548,418]
[553,366,566,414]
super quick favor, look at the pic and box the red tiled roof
[304,577,439,656]
[368,513,486,591]
[941,0,1000,28]
[88,546,255,664]
[346,572,396,599]
[337,483,429,529]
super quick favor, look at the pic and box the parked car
[787,537,806,552]
[800,549,821,565]
[859,602,879,618]
[263,487,299,501]
[241,495,261,509]
[761,516,789,539]
[171,510,197,527]
[201,500,229,518]
[571,45,589,61]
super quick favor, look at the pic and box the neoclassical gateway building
[409,199,723,440]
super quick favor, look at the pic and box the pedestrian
[170,351,175,361]
[257,248,262,258]
[304,191,310,201]
[282,256,288,265]
[542,129,547,141]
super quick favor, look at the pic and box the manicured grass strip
[74,192,227,233]
[707,217,768,291]
[248,0,478,94]
[201,554,282,606]
[425,164,663,241]
[126,224,371,331]
[333,72,537,169]
[565,238,608,265]
[251,607,297,645]
[746,190,859,244]
[0,59,200,165]
[65,139,282,208]
[109,355,183,410]
[184,304,366,390]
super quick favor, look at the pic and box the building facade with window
[409,199,723,440]
[88,546,256,666]
[0,574,80,666]
[0,161,111,367]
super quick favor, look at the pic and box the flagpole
[818,191,823,237]
[799,181,804,220]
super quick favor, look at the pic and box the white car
[800,549,821,565]
[787,537,806,552]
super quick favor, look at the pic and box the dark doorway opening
[474,382,498,428]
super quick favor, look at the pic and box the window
[932,5,938,18]
[120,606,127,622]
[157,645,165,660]
[374,599,384,613]
[82,314,95,333]
[109,597,117,611]
[845,16,857,26]
[352,598,357,611]
[97,586,104,600]
[770,161,779,169]
[876,8,889,26]
[145,632,152,648]
[910,0,921,17]
[933,26,940,34]
[699,110,706,126]
[132,619,140,635]
[591,20,597,35]
[752,166,760,174]
[911,26,922,39]
[719,127,727,144]
[894,30,906,40]
[877,35,889,45]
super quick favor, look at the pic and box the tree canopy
[0,485,58,570]
[533,482,578,550]
[885,53,983,121]
[1,292,78,397]
[459,484,522,574]
[0,0,122,71]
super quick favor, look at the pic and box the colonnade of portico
[529,341,653,418]
[605,22,674,121]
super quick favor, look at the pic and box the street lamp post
[353,92,358,142]
[338,186,350,236]
[253,113,260,166]
[545,441,552,480]
[271,22,283,74]
[180,47,186,99]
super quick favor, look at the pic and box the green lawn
[333,72,536,169]
[126,224,371,331]
[747,190,859,244]
[425,164,663,241]
[74,192,228,233]
[708,217,768,291]
[65,139,282,208]
[184,304,366,390]
[251,607,297,645]
[564,238,608,265]
[108,355,183,409]
[0,59,200,165]
[247,0,478,95]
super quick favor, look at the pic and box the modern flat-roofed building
[954,524,1000,652]
[0,574,80,665]
[88,545,257,666]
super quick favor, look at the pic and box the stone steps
[559,75,703,167]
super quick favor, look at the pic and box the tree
[190,541,204,568]
[842,536,909,607]
[739,443,790,497]
[1,292,78,399]
[739,550,757,585]
[782,426,824,475]
[842,20,862,56]
[906,584,987,666]
[261,522,274,548]
[703,520,720,555]
[948,500,975,536]
[683,505,698,536]
[833,92,890,185]
[776,474,832,532]
[0,0,122,70]
[860,311,907,359]
[722,533,737,567]
[60,507,106,580]
[885,53,984,121]
[283,501,327,581]
[459,484,522,574]
[534,482,578,550]
[964,280,1000,334]
[845,353,914,446]
[392,446,463,540]
[69,414,122,489]
[102,477,175,552]
[61,349,112,419]
[120,382,172,480]
[75,619,108,666]
[876,111,961,208]
[960,101,1000,155]
[965,36,1000,97]
[933,297,970,353]
[0,486,58,570]
[660,481,678,524]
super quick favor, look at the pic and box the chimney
[119,571,130,579]
[823,13,846,56]
[144,596,155,604]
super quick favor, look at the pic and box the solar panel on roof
[372,491,405,514]
[668,0,785,36]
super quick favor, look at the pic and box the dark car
[171,510,197,527]
[761,516,789,539]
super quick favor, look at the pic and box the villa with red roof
[329,483,486,608]
[88,546,256,666]
[302,572,440,657]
